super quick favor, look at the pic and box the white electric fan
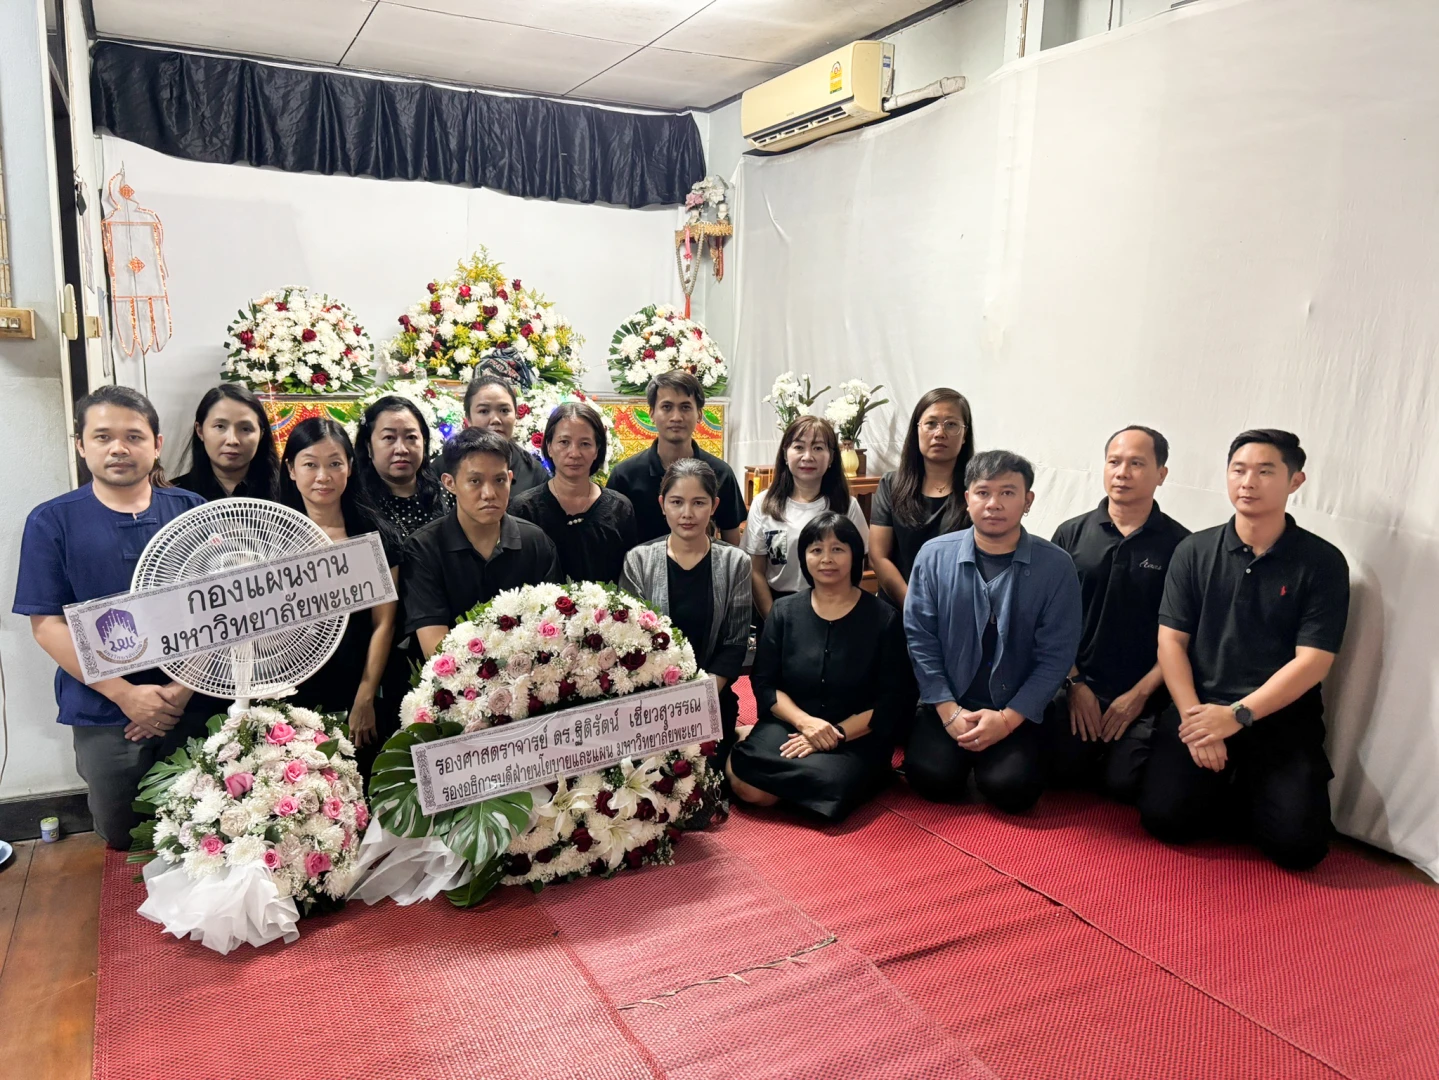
[131,498,348,710]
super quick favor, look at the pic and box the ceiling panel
[344,3,638,96]
[653,0,936,65]
[92,0,374,65]
[385,0,714,48]
[574,46,789,110]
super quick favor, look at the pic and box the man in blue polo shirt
[15,386,207,848]
[904,450,1083,813]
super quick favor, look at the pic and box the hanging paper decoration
[674,176,732,318]
[102,170,172,357]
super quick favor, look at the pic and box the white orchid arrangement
[764,371,831,430]
[824,380,889,445]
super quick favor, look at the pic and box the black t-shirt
[870,472,968,604]
[1159,515,1349,705]
[666,551,714,659]
[1052,499,1190,701]
[509,483,638,586]
[508,444,552,498]
[605,440,746,543]
[401,512,563,636]
[171,470,258,503]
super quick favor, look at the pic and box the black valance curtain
[91,41,705,209]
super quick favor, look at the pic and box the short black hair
[1228,428,1305,474]
[797,511,865,588]
[542,401,606,476]
[645,370,705,410]
[463,373,518,416]
[75,384,161,439]
[1105,425,1170,468]
[965,449,1035,492]
[441,426,511,478]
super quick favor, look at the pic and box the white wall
[99,137,683,470]
[725,0,1439,877]
[0,0,86,801]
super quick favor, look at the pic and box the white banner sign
[65,533,397,683]
[411,677,723,815]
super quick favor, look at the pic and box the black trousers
[904,704,1043,813]
[1042,689,1156,803]
[1138,699,1333,870]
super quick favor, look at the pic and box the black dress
[871,472,968,606]
[509,484,637,585]
[170,470,257,502]
[730,590,913,821]
[372,482,450,540]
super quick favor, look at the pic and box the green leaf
[265,824,282,844]
[131,799,156,816]
[129,819,156,852]
[316,739,339,758]
[440,791,532,866]
[126,850,157,867]
[368,724,452,839]
[206,714,226,735]
[135,745,193,806]
[445,856,506,908]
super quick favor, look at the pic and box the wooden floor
[0,826,1429,1080]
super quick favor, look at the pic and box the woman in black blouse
[353,395,450,540]
[280,418,401,781]
[510,402,637,585]
[870,388,975,607]
[728,512,912,822]
[171,384,280,501]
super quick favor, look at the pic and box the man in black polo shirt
[1044,426,1190,801]
[1139,429,1349,870]
[402,428,562,656]
[605,371,745,544]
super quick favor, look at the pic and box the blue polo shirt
[13,484,205,726]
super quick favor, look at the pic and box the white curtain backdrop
[99,135,682,468]
[728,0,1439,877]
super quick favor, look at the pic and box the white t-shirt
[742,494,870,594]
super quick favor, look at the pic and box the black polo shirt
[401,511,562,636]
[1159,515,1349,704]
[604,439,746,543]
[1052,499,1190,701]
[508,444,552,498]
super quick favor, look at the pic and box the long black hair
[353,395,446,510]
[761,414,851,519]
[279,418,391,542]
[180,384,280,500]
[889,388,975,532]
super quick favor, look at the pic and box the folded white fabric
[345,819,474,906]
[138,858,300,955]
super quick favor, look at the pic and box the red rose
[530,432,544,447]
[527,694,544,714]
[664,336,676,348]
[642,348,656,360]
[699,741,719,758]
[559,679,577,698]
[555,596,576,615]
[535,651,552,665]
[424,387,437,399]
[686,365,697,374]
[635,798,656,821]
[624,849,644,870]
[655,775,675,796]
[310,372,329,387]
[354,324,363,335]
[237,330,254,345]
[432,688,455,710]
[483,304,498,318]
[512,279,522,290]
[685,788,703,806]
[652,632,670,650]
[301,328,317,342]
[471,321,484,331]
[458,284,472,299]
[598,672,613,692]
[620,651,646,671]
[535,847,555,864]
[498,615,519,631]
[342,348,352,357]
[657,810,670,824]
[583,632,604,649]
[595,790,617,818]
[643,839,659,856]
[516,403,531,418]
[427,282,438,294]
[665,825,683,842]
[505,853,530,876]
[670,759,692,779]
[519,323,534,339]
[496,288,509,301]
[275,302,288,311]
[590,859,607,876]
[493,714,512,726]
[692,328,704,339]
[612,608,630,624]
[572,828,593,853]
[479,658,499,679]
[429,299,443,315]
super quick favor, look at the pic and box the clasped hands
[780,713,844,759]
[941,704,1020,753]
[119,681,194,742]
[1178,702,1242,772]
[1067,681,1147,743]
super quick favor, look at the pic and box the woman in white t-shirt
[744,414,869,619]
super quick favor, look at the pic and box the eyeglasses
[919,420,966,435]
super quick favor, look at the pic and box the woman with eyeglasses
[869,389,976,608]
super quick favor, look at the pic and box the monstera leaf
[446,855,508,909]
[368,722,463,838]
[135,744,195,808]
[442,794,533,867]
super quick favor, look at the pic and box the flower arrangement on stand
[764,371,830,430]
[345,378,466,455]
[385,249,583,388]
[128,703,368,953]
[608,304,728,396]
[223,287,374,395]
[512,386,620,479]
[365,582,724,908]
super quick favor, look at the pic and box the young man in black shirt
[605,371,745,545]
[402,428,562,657]
[1140,430,1349,869]
[1045,426,1190,801]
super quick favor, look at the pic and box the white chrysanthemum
[228,835,267,867]
[182,849,227,878]
[171,769,200,800]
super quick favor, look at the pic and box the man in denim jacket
[904,451,1082,812]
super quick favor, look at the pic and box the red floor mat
[878,788,1439,1080]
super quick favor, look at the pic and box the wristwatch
[1231,702,1255,728]
[832,724,847,743]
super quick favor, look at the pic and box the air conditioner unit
[741,41,894,154]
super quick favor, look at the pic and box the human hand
[161,682,194,711]
[349,697,378,748]
[117,683,183,734]
[1068,681,1104,742]
[956,709,1017,753]
[123,721,161,742]
[780,733,816,759]
[1189,738,1228,772]
[1179,703,1241,749]
[794,714,840,752]
[1100,686,1148,742]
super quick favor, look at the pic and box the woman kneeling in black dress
[728,512,912,822]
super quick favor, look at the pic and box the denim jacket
[904,527,1082,723]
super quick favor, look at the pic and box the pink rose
[355,803,370,830]
[262,849,282,870]
[596,647,618,670]
[467,637,486,655]
[323,797,344,819]
[314,729,329,744]
[224,772,255,798]
[433,654,458,677]
[639,610,660,631]
[663,666,682,686]
[275,796,299,817]
[305,851,333,878]
[266,722,296,746]
[463,687,479,700]
[283,760,309,783]
[200,834,224,856]
[488,688,514,715]
[414,708,433,725]
[538,621,560,640]
[507,654,532,675]
[321,768,339,782]
[593,609,609,624]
